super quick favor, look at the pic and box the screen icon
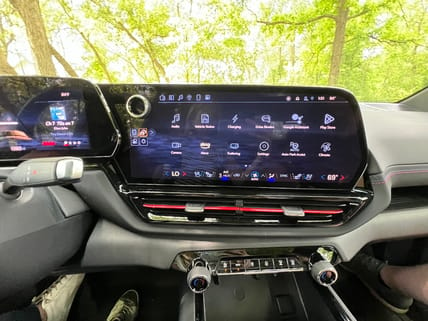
[139,138,148,146]
[259,141,270,151]
[50,106,67,121]
[138,128,148,137]
[205,171,215,178]
[204,94,211,101]
[304,174,313,181]
[320,142,332,153]
[324,114,335,125]
[267,173,276,183]
[250,171,260,180]
[293,173,303,180]
[200,142,211,149]
[171,171,181,177]
[232,114,239,124]
[229,143,240,150]
[201,114,210,124]
[261,115,271,123]
[172,113,180,124]
[194,171,204,178]
[289,141,300,152]
[171,142,182,149]
[290,113,304,124]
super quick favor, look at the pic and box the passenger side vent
[129,194,370,227]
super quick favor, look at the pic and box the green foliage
[3,0,427,101]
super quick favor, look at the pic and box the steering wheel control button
[260,259,274,270]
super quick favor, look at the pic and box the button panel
[216,256,304,275]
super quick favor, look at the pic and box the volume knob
[126,94,151,118]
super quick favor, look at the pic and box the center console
[100,84,372,227]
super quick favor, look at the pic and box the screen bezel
[113,85,368,191]
[0,76,120,161]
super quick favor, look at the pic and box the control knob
[126,94,151,118]
[309,250,338,286]
[187,259,212,293]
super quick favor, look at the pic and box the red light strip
[204,206,238,211]
[303,209,343,215]
[241,207,284,213]
[143,204,186,210]
[143,204,343,215]
[42,141,56,146]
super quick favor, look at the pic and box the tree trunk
[9,0,57,76]
[0,49,17,75]
[328,0,349,86]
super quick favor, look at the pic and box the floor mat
[68,267,184,321]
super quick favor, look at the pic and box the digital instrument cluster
[0,76,119,160]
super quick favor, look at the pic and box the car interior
[0,76,427,321]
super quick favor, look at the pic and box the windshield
[1,0,427,102]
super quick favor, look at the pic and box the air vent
[128,193,370,227]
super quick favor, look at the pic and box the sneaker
[106,289,139,321]
[342,253,413,314]
[32,273,85,321]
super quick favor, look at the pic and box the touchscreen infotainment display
[116,85,367,189]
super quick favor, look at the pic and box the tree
[80,0,175,82]
[171,0,255,83]
[0,2,17,75]
[9,0,57,75]
[257,0,371,85]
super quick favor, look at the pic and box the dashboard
[0,76,427,300]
